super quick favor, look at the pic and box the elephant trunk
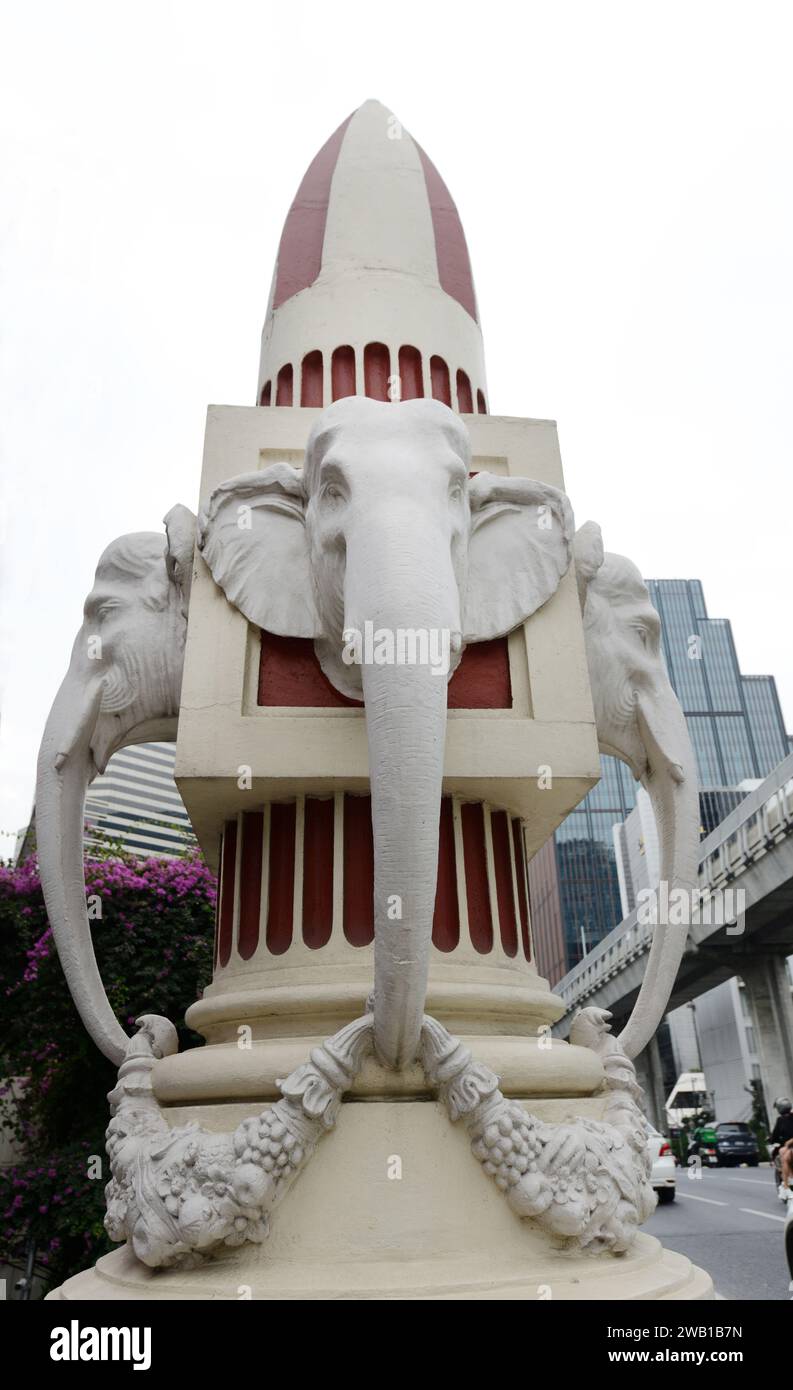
[35,669,129,1066]
[362,657,448,1070]
[618,684,699,1060]
[346,513,458,1069]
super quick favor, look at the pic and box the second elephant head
[198,395,575,1069]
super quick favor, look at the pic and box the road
[645,1163,791,1300]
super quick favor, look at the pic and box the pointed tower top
[257,101,487,415]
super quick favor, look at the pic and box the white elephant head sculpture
[36,505,196,1064]
[574,521,700,1058]
[198,396,575,1068]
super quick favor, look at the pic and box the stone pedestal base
[48,1097,713,1301]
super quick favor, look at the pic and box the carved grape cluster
[470,1103,544,1193]
[231,1105,310,1205]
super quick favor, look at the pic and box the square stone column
[740,953,793,1120]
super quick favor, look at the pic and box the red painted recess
[432,796,459,952]
[449,638,511,708]
[430,355,451,407]
[271,112,353,311]
[332,345,356,400]
[258,631,511,710]
[343,794,374,946]
[302,797,334,949]
[266,803,296,955]
[461,802,493,953]
[259,381,272,407]
[364,342,391,401]
[511,819,531,960]
[301,351,323,407]
[276,364,293,406]
[456,370,473,413]
[398,345,424,400]
[490,811,518,957]
[258,633,362,707]
[217,819,237,968]
[238,812,263,960]
[476,389,487,415]
[415,142,478,323]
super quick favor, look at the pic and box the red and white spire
[257,99,487,415]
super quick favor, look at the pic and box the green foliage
[0,849,216,1295]
[745,1078,770,1160]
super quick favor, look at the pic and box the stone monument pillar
[39,100,712,1300]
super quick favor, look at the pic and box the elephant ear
[197,464,322,638]
[573,520,605,612]
[164,503,197,612]
[463,474,575,641]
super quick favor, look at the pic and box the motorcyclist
[769,1097,793,1198]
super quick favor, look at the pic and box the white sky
[1,0,792,847]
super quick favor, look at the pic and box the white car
[645,1123,676,1204]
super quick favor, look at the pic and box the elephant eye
[634,621,658,650]
[321,482,345,504]
[449,482,464,503]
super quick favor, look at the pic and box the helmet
[774,1097,792,1114]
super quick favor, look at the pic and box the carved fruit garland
[104,1006,653,1268]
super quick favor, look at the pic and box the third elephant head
[198,395,575,1069]
[574,521,700,1058]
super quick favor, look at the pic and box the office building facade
[84,742,195,860]
[530,579,790,985]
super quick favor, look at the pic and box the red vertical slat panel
[276,363,293,406]
[259,381,271,406]
[271,112,353,310]
[491,811,518,957]
[461,802,492,953]
[266,803,296,955]
[398,345,423,400]
[343,794,374,946]
[238,812,263,961]
[364,342,390,401]
[512,818,531,960]
[430,355,451,406]
[414,142,479,322]
[301,350,323,407]
[217,819,237,968]
[331,345,356,400]
[432,795,459,952]
[456,369,473,413]
[476,389,487,415]
[302,797,334,949]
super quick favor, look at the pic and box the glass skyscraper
[647,581,788,788]
[530,579,790,985]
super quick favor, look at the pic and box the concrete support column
[740,954,793,1121]
[635,1032,667,1133]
